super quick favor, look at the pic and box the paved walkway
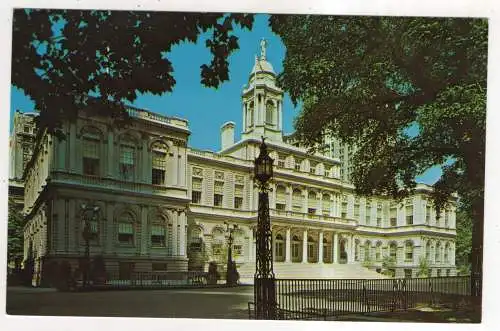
[6,286,254,319]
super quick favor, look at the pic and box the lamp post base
[254,277,277,320]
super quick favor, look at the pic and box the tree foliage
[8,198,26,266]
[270,16,486,211]
[12,9,254,136]
[270,16,486,297]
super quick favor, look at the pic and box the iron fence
[273,276,473,320]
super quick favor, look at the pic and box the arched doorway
[274,234,285,262]
[291,234,302,263]
[339,238,348,264]
[307,236,317,263]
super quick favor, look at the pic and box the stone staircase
[237,262,389,284]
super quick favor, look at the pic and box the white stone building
[10,43,457,286]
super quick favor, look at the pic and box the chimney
[220,121,235,150]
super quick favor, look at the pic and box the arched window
[435,242,441,262]
[247,101,254,128]
[117,212,135,245]
[119,135,137,181]
[151,217,167,248]
[292,188,303,212]
[212,228,225,257]
[389,242,397,260]
[275,185,287,211]
[364,240,371,261]
[82,127,102,176]
[265,100,275,125]
[151,141,168,185]
[405,241,414,262]
[322,193,331,216]
[375,241,382,261]
[189,226,203,253]
[308,191,318,214]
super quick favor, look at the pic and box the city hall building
[10,44,457,286]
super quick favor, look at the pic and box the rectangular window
[118,223,134,244]
[192,191,202,204]
[294,159,301,171]
[83,139,100,176]
[376,218,382,227]
[152,151,166,185]
[214,181,224,206]
[404,269,412,279]
[192,178,202,203]
[120,146,135,181]
[390,206,397,226]
[234,197,243,209]
[23,125,30,133]
[214,194,223,207]
[437,269,442,277]
[308,208,316,215]
[324,167,331,177]
[309,166,316,175]
[406,205,413,225]
[151,225,166,247]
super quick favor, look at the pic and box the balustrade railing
[51,171,169,194]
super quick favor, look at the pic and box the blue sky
[9,14,442,185]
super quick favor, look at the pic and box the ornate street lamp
[80,203,100,288]
[254,137,276,319]
[224,222,238,286]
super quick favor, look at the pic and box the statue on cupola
[241,39,284,143]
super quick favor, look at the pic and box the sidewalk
[335,308,480,323]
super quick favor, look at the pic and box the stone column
[140,205,149,255]
[242,104,247,132]
[285,228,291,263]
[318,232,324,264]
[178,211,187,256]
[333,232,339,264]
[171,210,178,256]
[348,234,354,263]
[302,229,308,263]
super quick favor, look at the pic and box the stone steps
[237,262,388,284]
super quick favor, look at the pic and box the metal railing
[272,276,473,320]
[90,271,211,289]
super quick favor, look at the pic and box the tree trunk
[470,200,484,322]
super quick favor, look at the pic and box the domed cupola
[241,39,284,142]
